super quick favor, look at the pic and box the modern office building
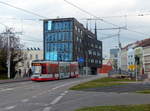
[43,18,102,74]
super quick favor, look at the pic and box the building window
[99,45,101,49]
[81,30,83,36]
[35,54,38,60]
[88,50,92,55]
[93,51,96,56]
[78,28,80,33]
[91,59,94,63]
[95,60,98,64]
[95,45,98,48]
[48,21,52,30]
[77,36,79,41]
[99,60,101,64]
[75,26,77,31]
[78,38,81,43]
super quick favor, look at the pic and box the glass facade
[44,20,73,61]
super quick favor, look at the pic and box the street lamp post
[85,54,88,76]
[7,29,11,79]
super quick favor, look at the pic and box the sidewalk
[0,78,31,84]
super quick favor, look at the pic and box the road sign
[128,65,136,70]
[78,57,84,63]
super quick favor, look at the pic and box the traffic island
[75,104,150,111]
[69,77,135,90]
[136,90,150,94]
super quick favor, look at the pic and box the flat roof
[43,17,75,21]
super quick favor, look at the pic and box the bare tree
[0,35,7,78]
[0,28,24,78]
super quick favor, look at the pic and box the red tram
[31,60,79,81]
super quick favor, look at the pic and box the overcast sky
[0,0,150,57]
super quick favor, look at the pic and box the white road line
[50,96,63,105]
[32,96,37,98]
[121,92,129,94]
[64,90,68,94]
[60,93,66,96]
[21,99,29,103]
[52,82,78,90]
[43,107,52,111]
[0,88,14,92]
[4,105,16,110]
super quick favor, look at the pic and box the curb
[0,78,31,84]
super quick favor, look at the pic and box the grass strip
[136,90,150,94]
[70,77,134,90]
[75,104,150,111]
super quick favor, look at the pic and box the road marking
[64,90,68,94]
[60,91,68,96]
[4,105,16,110]
[50,96,63,105]
[43,107,52,111]
[32,96,37,98]
[0,88,14,92]
[121,92,129,94]
[21,99,29,103]
[60,93,66,96]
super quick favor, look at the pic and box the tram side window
[70,65,78,74]
[66,65,70,73]
[42,65,47,74]
[47,65,51,74]
[49,65,59,74]
[59,66,65,73]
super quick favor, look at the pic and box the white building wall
[16,48,43,78]
[127,48,135,70]
[143,46,150,78]
[120,49,127,71]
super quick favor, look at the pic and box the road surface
[0,75,150,111]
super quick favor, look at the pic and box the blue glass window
[48,21,52,30]
[44,20,73,61]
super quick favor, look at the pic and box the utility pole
[5,29,22,79]
[85,54,88,76]
[136,61,138,82]
[135,56,139,82]
[118,28,122,73]
[7,29,11,79]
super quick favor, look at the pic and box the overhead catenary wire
[0,22,43,43]
[82,13,150,19]
[20,38,42,43]
[0,0,150,37]
[0,22,8,28]
[64,0,150,37]
[0,17,39,21]
[0,1,48,19]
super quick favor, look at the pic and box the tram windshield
[32,65,41,74]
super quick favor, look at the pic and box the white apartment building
[16,48,43,78]
[143,46,150,78]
